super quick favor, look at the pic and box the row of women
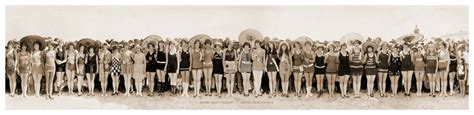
[5,34,469,100]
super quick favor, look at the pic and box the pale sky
[6,5,468,41]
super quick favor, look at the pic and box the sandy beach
[5,91,468,110]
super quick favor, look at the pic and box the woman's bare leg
[305,72,313,97]
[448,72,456,95]
[20,73,29,97]
[77,75,84,96]
[9,73,17,96]
[33,74,41,97]
[204,68,212,95]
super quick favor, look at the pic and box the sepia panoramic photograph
[3,4,469,110]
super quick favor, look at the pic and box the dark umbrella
[142,35,162,47]
[396,33,424,45]
[19,35,46,52]
[77,38,100,53]
[190,34,212,48]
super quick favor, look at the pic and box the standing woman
[85,47,98,96]
[31,43,44,97]
[167,42,180,95]
[98,44,111,96]
[413,46,425,96]
[76,45,86,96]
[279,42,291,97]
[223,42,238,97]
[179,40,191,97]
[265,42,279,97]
[239,42,253,97]
[65,43,77,95]
[377,42,390,97]
[350,42,364,98]
[121,45,134,96]
[145,44,157,96]
[44,42,57,99]
[389,45,401,97]
[302,41,315,98]
[363,45,377,97]
[212,42,224,97]
[291,42,304,97]
[325,43,338,98]
[425,44,438,97]
[457,58,466,97]
[6,41,18,97]
[202,39,214,96]
[252,40,266,97]
[18,44,31,97]
[190,40,203,97]
[155,41,167,96]
[55,42,67,95]
[314,44,326,97]
[437,42,450,97]
[110,46,122,96]
[448,43,457,96]
[132,45,146,97]
[337,44,351,98]
[400,44,414,96]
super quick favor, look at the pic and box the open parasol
[77,38,100,53]
[340,33,364,47]
[239,29,263,47]
[141,35,161,48]
[362,41,377,52]
[295,36,312,46]
[19,35,47,52]
[396,33,424,45]
[190,34,212,47]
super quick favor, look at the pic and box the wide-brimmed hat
[362,41,377,52]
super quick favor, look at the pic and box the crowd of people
[5,27,469,100]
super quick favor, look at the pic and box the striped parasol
[239,28,263,47]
